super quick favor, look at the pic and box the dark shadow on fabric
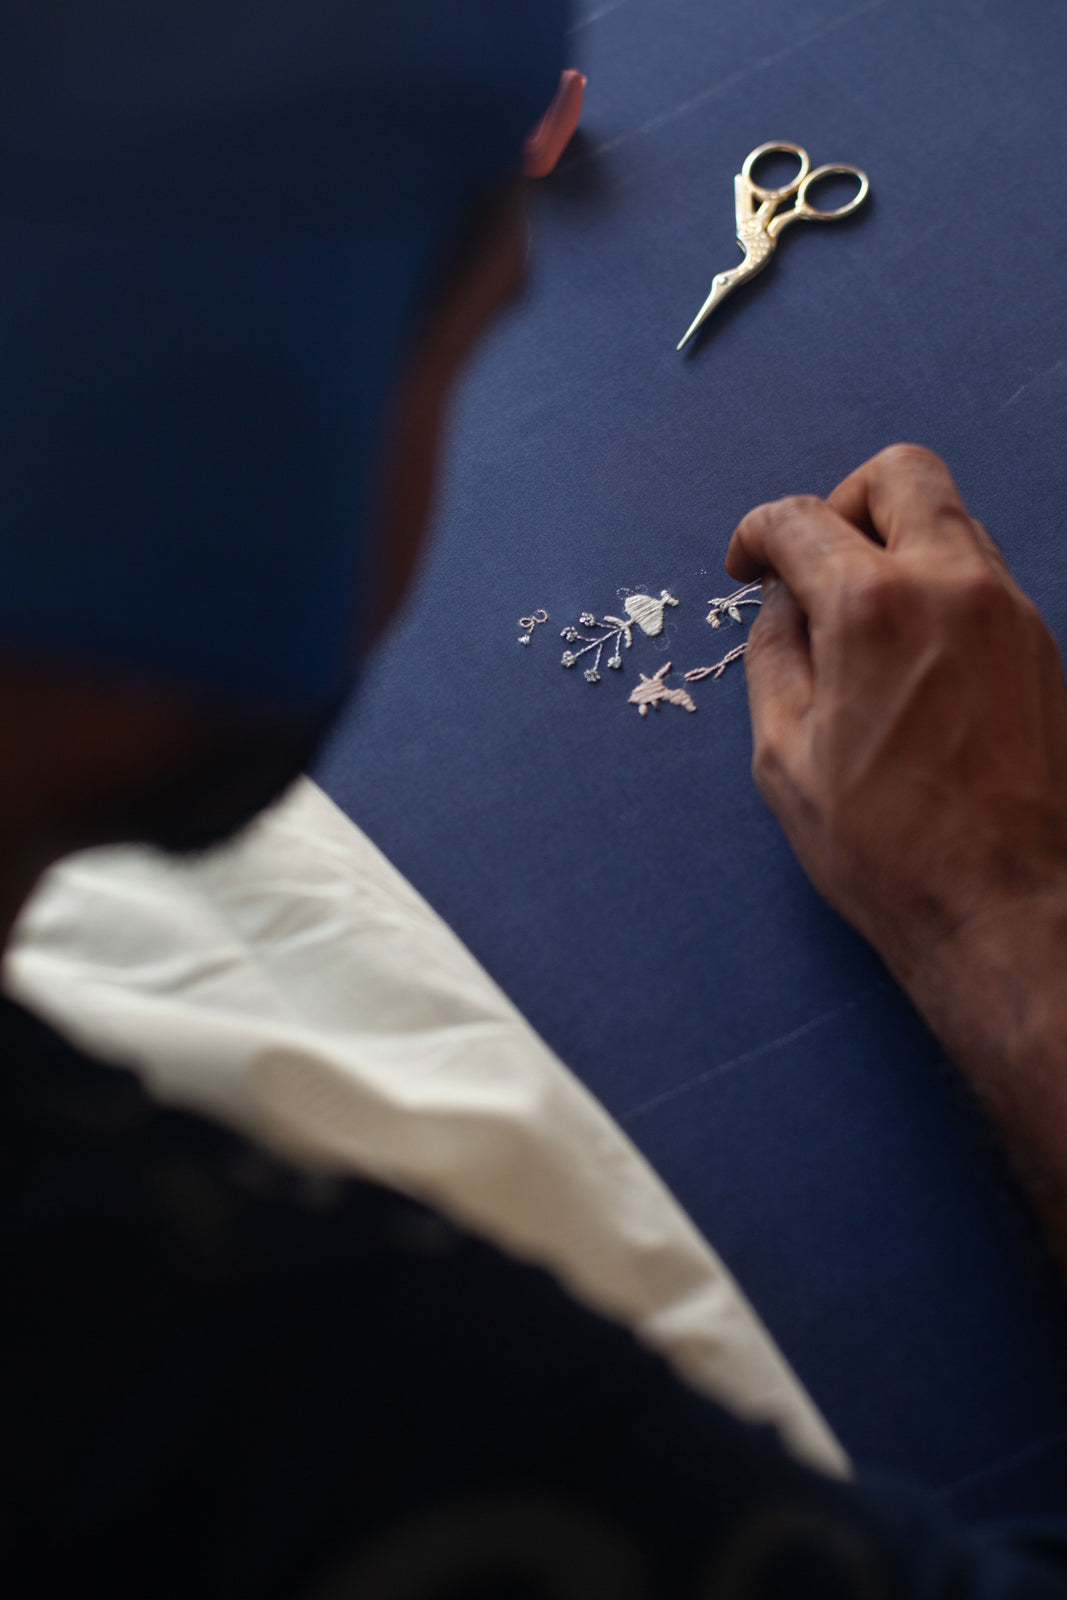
[541,129,616,211]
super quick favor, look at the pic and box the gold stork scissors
[677,141,869,351]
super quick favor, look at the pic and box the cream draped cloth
[4,775,847,1477]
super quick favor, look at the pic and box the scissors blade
[676,271,743,351]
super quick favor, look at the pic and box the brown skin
[727,443,1067,1268]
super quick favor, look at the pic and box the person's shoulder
[0,990,648,1429]
[1,994,697,1593]
[0,990,508,1290]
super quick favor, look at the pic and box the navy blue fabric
[0,0,564,707]
[317,0,1067,1512]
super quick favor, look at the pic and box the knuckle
[741,493,823,534]
[750,721,803,801]
[951,561,1006,618]
[937,501,978,537]
[874,443,967,517]
[775,492,824,522]
[875,441,944,475]
[731,503,770,548]
[835,568,908,633]
[750,735,784,794]
[835,558,1017,639]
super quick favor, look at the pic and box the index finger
[725,492,884,614]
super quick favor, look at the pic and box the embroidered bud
[608,655,623,670]
[579,612,595,627]
[519,634,532,646]
[561,651,577,667]
[584,668,601,683]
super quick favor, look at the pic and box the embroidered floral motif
[681,581,762,686]
[559,590,678,683]
[524,579,763,716]
[706,582,762,629]
[628,662,697,717]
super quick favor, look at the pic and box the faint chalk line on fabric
[1000,359,1066,413]
[567,0,630,33]
[574,0,889,164]
[931,1427,1067,1504]
[622,982,888,1124]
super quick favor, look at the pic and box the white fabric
[4,775,847,1477]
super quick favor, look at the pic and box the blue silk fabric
[318,0,1067,1515]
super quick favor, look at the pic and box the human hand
[725,444,1067,988]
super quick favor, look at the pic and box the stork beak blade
[676,276,734,352]
[677,311,707,352]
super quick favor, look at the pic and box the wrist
[888,881,1067,1116]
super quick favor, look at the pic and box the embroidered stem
[684,642,749,682]
[560,620,630,682]
[560,591,678,683]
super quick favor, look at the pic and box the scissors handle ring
[795,163,869,219]
[741,141,810,202]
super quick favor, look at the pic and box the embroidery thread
[684,643,749,683]
[681,581,763,685]
[518,608,549,645]
[628,661,697,717]
[560,590,679,683]
[525,578,763,715]
[706,582,762,629]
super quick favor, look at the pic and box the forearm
[723,446,1067,1276]
[887,888,1067,1273]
